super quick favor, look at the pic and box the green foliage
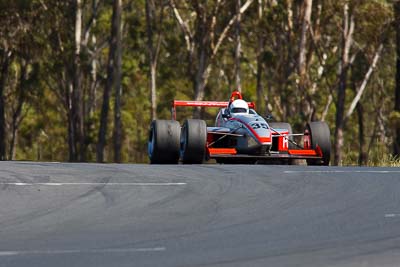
[344,150,396,167]
[389,111,400,128]
[0,0,398,165]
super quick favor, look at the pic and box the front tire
[180,119,207,164]
[148,120,181,164]
[306,121,331,166]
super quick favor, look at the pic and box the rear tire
[305,121,331,166]
[180,119,207,164]
[148,120,181,164]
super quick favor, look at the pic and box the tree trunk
[193,63,212,118]
[67,80,76,162]
[256,37,264,113]
[97,0,120,162]
[334,3,354,165]
[344,43,383,121]
[145,0,159,121]
[194,11,208,104]
[9,59,28,160]
[356,101,367,166]
[89,0,98,116]
[193,63,213,118]
[113,0,123,163]
[234,0,242,92]
[193,22,208,118]
[0,50,12,161]
[256,0,265,113]
[282,0,294,120]
[350,74,367,166]
[297,0,313,119]
[149,63,157,119]
[394,2,400,157]
[71,0,84,162]
[298,0,312,80]
[194,58,212,103]
[86,0,98,149]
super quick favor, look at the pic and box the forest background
[1,0,400,166]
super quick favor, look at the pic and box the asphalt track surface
[0,162,400,267]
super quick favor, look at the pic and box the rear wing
[171,100,255,120]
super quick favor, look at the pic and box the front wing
[207,147,323,161]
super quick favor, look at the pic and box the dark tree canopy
[0,0,398,166]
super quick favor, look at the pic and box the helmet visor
[231,107,247,113]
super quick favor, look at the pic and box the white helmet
[230,99,249,114]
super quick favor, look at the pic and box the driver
[229,99,249,114]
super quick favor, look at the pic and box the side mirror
[264,114,274,121]
[222,113,231,119]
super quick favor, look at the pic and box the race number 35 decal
[250,122,268,129]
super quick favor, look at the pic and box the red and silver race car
[148,91,331,165]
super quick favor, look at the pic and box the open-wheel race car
[148,91,331,165]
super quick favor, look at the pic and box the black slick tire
[148,120,181,164]
[180,119,207,164]
[305,121,331,166]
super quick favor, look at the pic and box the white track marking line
[385,214,400,218]
[0,252,19,256]
[0,182,186,186]
[0,247,166,256]
[284,170,400,174]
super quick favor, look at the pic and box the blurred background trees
[0,0,398,165]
